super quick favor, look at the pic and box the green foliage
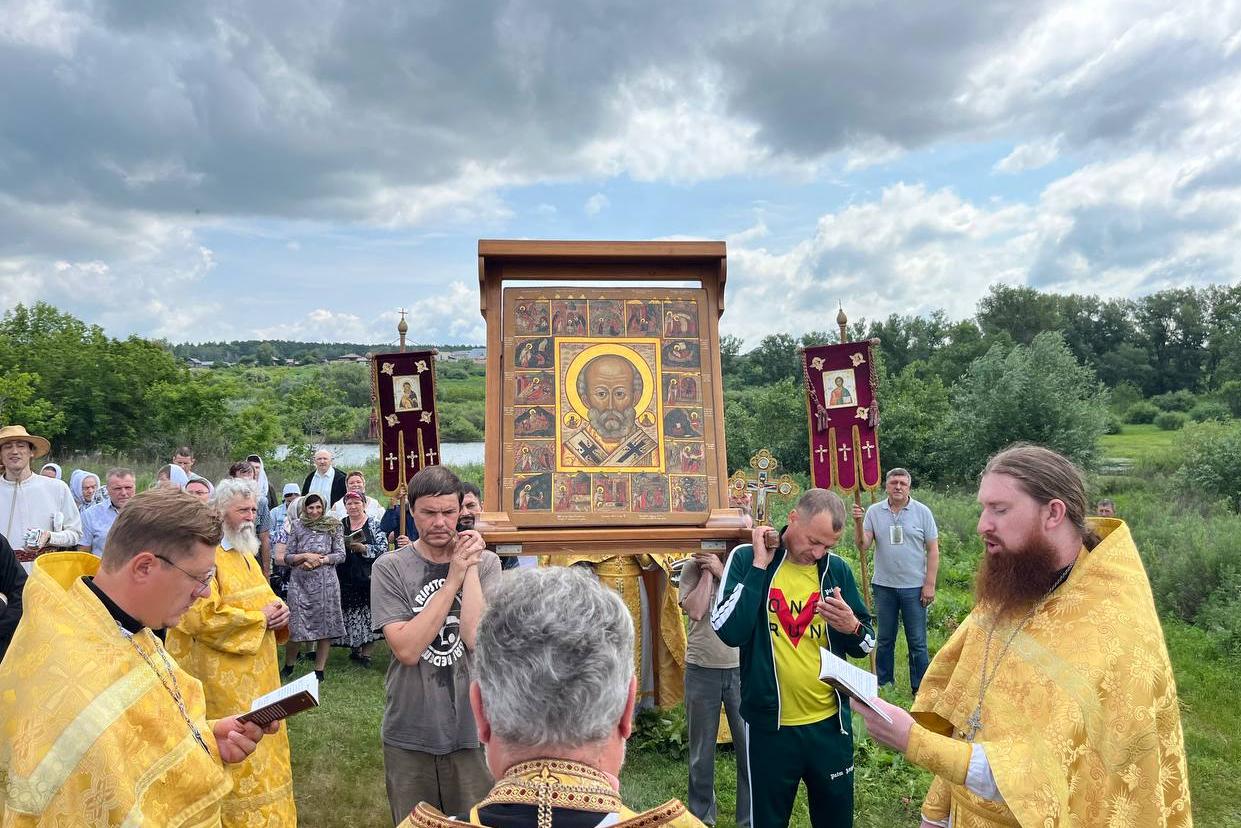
[1217,380,1241,417]
[1125,401,1160,424]
[724,378,809,475]
[1175,421,1241,512]
[1108,381,1143,414]
[1190,401,1231,423]
[870,366,950,483]
[1154,411,1187,431]
[0,370,66,440]
[631,706,688,758]
[1151,390,1198,412]
[937,332,1109,483]
[1103,414,1123,434]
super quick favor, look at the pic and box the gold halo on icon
[564,343,655,423]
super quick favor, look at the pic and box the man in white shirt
[302,449,346,506]
[0,426,81,572]
[330,470,384,521]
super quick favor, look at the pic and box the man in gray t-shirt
[371,467,501,826]
[854,468,939,694]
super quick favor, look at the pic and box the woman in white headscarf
[39,463,62,480]
[154,463,189,489]
[68,469,101,511]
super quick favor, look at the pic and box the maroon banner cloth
[800,341,881,493]
[371,350,441,496]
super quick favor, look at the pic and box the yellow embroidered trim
[6,668,157,813]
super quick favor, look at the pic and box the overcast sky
[2,0,1239,346]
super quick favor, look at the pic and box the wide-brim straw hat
[0,425,51,459]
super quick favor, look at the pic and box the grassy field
[1098,422,1180,463]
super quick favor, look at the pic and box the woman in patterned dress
[279,494,345,680]
[336,490,386,666]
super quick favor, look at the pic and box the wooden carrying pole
[838,306,876,673]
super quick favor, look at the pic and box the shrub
[1125,401,1160,424]
[1151,390,1197,412]
[1174,421,1241,512]
[1189,400,1231,422]
[1154,411,1187,431]
[938,333,1109,483]
[1103,414,1123,434]
[1154,411,1186,431]
[1219,379,1241,417]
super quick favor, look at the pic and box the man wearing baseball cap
[0,426,81,572]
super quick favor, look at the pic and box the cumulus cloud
[1,0,1240,342]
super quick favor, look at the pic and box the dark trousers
[873,584,929,692]
[746,716,854,828]
[685,664,750,827]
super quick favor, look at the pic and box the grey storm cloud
[6,0,1235,228]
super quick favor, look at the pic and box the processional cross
[729,448,801,527]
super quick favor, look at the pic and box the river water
[276,442,486,467]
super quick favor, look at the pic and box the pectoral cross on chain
[965,707,983,741]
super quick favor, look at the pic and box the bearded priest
[0,488,277,825]
[168,477,297,827]
[857,445,1191,827]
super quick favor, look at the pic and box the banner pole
[839,306,876,673]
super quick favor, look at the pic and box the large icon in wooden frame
[503,287,718,527]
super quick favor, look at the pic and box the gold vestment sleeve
[907,724,971,786]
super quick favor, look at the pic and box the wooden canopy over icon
[475,240,750,557]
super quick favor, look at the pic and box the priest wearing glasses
[0,487,278,826]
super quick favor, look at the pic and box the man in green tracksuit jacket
[711,488,875,828]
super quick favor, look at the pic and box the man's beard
[974,531,1064,621]
[223,520,259,556]
[589,407,636,442]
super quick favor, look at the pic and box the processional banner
[370,349,441,497]
[800,341,881,494]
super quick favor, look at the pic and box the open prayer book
[818,648,892,724]
[238,672,320,726]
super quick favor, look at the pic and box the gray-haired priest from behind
[398,565,705,828]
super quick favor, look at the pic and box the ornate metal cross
[729,448,801,526]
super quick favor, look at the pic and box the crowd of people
[0,420,1193,827]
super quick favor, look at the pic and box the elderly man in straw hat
[0,425,81,572]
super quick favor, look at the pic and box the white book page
[249,671,319,712]
[819,647,892,724]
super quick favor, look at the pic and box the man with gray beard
[167,478,297,826]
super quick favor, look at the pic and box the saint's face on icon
[579,354,642,443]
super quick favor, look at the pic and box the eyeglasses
[154,554,216,592]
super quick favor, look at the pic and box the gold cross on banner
[729,448,801,527]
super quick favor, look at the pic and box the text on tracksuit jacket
[710,529,876,733]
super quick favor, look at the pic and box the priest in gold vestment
[549,552,687,709]
[0,489,277,827]
[400,566,702,828]
[168,479,297,828]
[858,446,1192,827]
